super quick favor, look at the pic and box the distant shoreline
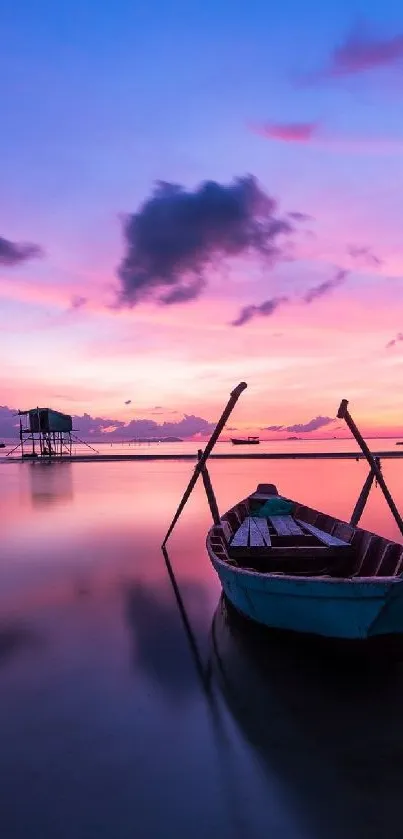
[2,450,403,464]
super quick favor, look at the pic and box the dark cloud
[348,245,382,266]
[117,176,294,307]
[303,268,348,304]
[265,425,284,431]
[0,235,43,267]
[231,268,347,328]
[386,332,403,349]
[70,295,88,310]
[285,416,335,433]
[0,406,20,438]
[72,413,126,435]
[231,295,288,327]
[1,406,225,442]
[124,414,216,440]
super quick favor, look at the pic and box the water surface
[1,454,403,838]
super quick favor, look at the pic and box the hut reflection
[29,462,74,507]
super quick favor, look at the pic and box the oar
[350,462,378,527]
[162,381,247,546]
[338,399,403,535]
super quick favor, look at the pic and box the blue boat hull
[210,554,403,641]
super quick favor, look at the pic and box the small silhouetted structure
[7,406,99,459]
[17,407,73,458]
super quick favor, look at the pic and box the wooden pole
[350,457,380,527]
[198,449,221,525]
[162,381,247,546]
[338,399,403,535]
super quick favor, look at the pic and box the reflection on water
[28,461,74,507]
[212,596,403,839]
[0,622,41,667]
[124,579,210,703]
[0,456,403,838]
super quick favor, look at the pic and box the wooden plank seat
[228,514,353,575]
[269,515,303,536]
[230,517,250,547]
[296,519,350,547]
[250,517,272,546]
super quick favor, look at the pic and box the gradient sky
[1,0,403,437]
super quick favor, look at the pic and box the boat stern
[369,578,403,637]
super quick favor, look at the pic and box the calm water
[1,453,403,838]
[2,436,403,459]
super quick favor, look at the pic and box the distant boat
[396,442,403,446]
[0,442,5,448]
[231,436,260,445]
[207,482,403,647]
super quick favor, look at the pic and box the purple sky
[1,1,403,436]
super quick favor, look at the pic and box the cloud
[117,176,293,307]
[386,332,403,349]
[321,27,403,79]
[252,121,403,155]
[265,425,284,431]
[287,211,313,222]
[231,268,347,328]
[0,406,217,441]
[71,413,126,435]
[70,295,88,310]
[348,245,382,266]
[231,296,288,327]
[285,416,335,433]
[303,268,348,304]
[251,122,318,143]
[123,414,216,440]
[0,406,20,438]
[0,235,43,267]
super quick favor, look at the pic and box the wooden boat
[206,483,403,644]
[231,436,260,445]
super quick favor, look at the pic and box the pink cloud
[386,332,403,349]
[251,122,318,143]
[327,29,403,78]
[252,121,403,155]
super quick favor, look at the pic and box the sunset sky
[1,0,403,438]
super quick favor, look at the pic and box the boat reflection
[211,596,403,839]
[124,579,211,704]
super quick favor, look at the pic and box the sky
[1,0,403,439]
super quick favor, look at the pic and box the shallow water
[1,455,403,838]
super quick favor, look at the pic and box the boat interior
[208,484,403,579]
